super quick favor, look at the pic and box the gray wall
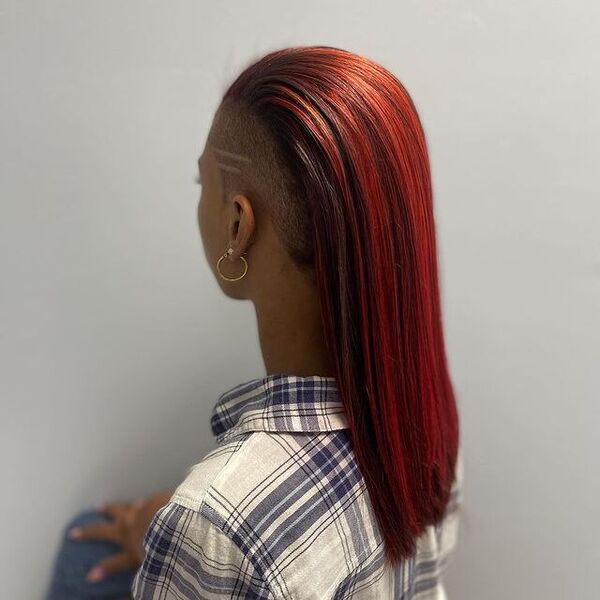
[1,2,598,598]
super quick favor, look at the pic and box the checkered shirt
[131,373,462,599]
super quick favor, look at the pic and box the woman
[46,45,462,599]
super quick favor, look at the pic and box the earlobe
[216,245,249,282]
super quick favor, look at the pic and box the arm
[130,500,274,599]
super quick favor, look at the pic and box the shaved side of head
[206,99,314,275]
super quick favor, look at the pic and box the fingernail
[68,527,82,539]
[86,566,105,582]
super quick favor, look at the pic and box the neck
[253,273,335,378]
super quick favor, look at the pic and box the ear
[227,193,256,259]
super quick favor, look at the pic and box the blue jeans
[45,509,137,600]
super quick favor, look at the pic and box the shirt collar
[211,372,349,443]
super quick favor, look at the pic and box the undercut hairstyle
[211,45,460,567]
[207,101,315,275]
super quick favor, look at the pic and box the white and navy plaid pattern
[131,373,462,599]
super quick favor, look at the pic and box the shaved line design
[212,145,253,164]
[207,144,253,176]
[215,162,243,175]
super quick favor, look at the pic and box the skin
[197,126,335,377]
[70,111,334,583]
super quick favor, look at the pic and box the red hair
[220,45,460,565]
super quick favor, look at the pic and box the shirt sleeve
[130,500,274,600]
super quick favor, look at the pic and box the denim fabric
[45,509,136,600]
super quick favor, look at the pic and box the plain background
[2,1,599,599]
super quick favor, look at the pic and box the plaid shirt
[131,373,462,599]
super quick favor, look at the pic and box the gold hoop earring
[216,247,248,282]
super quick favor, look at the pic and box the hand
[68,490,174,583]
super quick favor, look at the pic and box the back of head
[210,45,460,566]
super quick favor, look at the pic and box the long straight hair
[220,46,459,565]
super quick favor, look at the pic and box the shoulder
[134,430,381,599]
[132,433,465,600]
[170,431,254,510]
[145,429,380,599]
[131,432,276,599]
[131,497,274,599]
